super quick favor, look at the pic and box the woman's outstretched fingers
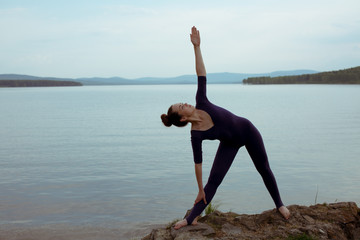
[192,26,197,34]
[190,26,200,46]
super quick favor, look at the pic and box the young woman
[161,26,290,230]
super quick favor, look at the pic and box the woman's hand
[190,26,206,76]
[190,26,200,47]
[194,189,207,205]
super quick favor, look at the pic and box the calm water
[0,84,360,238]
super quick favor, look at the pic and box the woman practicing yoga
[161,26,290,230]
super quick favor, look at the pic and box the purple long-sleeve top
[191,76,252,164]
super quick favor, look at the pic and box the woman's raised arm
[190,26,206,77]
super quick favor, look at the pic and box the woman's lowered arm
[194,163,207,205]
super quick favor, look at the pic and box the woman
[161,26,290,230]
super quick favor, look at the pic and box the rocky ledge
[142,202,360,240]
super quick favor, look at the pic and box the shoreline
[143,202,360,240]
[2,202,359,240]
[0,222,160,240]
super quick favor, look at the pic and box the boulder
[142,202,360,240]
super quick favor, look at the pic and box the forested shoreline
[0,80,82,87]
[1,66,359,86]
[243,66,360,84]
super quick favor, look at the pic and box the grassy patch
[286,233,318,240]
[205,202,220,215]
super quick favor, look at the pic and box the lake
[0,84,359,239]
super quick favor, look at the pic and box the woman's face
[172,103,195,118]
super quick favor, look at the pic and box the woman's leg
[245,125,284,209]
[185,142,239,225]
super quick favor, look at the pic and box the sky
[0,0,359,79]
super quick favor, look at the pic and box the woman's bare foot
[173,217,199,230]
[192,216,199,225]
[174,219,188,230]
[279,206,291,219]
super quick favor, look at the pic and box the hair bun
[161,114,172,127]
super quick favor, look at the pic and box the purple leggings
[186,125,284,225]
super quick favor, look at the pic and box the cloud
[0,1,359,77]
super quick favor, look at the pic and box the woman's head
[161,103,194,127]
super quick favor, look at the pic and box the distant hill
[243,66,360,84]
[0,70,317,86]
[75,70,318,85]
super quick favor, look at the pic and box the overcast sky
[1,0,359,78]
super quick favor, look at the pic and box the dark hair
[161,105,188,127]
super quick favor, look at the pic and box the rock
[141,202,360,240]
[353,227,360,240]
[170,223,215,239]
[144,228,172,240]
[302,215,315,224]
[221,223,242,236]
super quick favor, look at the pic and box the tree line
[0,80,82,87]
[243,66,360,84]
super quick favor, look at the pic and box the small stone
[174,232,207,240]
[151,228,172,240]
[352,227,360,240]
[170,223,215,239]
[303,215,315,223]
[221,223,243,236]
